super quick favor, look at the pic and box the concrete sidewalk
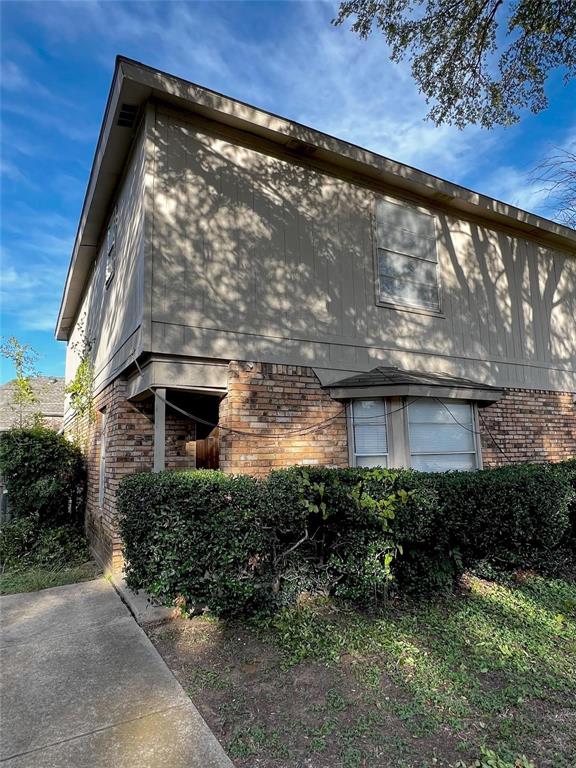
[0,579,234,767]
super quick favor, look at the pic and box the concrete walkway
[0,579,234,768]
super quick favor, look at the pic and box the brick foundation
[480,388,576,466]
[219,362,348,476]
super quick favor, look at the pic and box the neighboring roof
[324,366,503,403]
[0,377,66,431]
[55,56,576,341]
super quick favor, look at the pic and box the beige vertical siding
[64,125,147,412]
[147,107,576,392]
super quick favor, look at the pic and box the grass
[0,561,100,594]
[148,573,576,768]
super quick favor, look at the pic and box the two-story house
[57,57,576,571]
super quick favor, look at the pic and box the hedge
[117,462,575,617]
[0,427,85,526]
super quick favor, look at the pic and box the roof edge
[55,55,576,341]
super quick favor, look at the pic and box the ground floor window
[407,399,478,471]
[349,397,480,472]
[98,409,107,507]
[351,399,389,467]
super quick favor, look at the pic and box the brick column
[68,377,196,572]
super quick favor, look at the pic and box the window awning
[323,366,503,405]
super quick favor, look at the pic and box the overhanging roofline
[324,366,503,405]
[55,55,576,341]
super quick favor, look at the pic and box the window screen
[352,399,388,468]
[408,400,477,472]
[376,199,440,312]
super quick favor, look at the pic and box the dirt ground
[148,615,490,768]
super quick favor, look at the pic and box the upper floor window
[105,208,117,287]
[375,199,441,313]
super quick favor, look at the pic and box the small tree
[0,337,42,427]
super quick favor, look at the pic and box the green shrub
[33,525,89,568]
[0,515,38,568]
[117,462,575,618]
[118,470,273,616]
[557,457,576,558]
[434,463,574,574]
[0,427,85,525]
[0,517,89,572]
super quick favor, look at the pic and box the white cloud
[0,254,66,332]
[477,128,576,218]
[0,204,75,334]
[1,61,31,91]
[26,0,495,181]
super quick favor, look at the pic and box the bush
[0,517,89,572]
[0,516,38,568]
[0,427,85,525]
[118,471,273,616]
[117,462,575,618]
[557,457,576,557]
[434,463,574,574]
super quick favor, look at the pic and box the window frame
[348,398,390,469]
[348,397,482,472]
[373,199,444,317]
[406,399,481,472]
[104,207,117,288]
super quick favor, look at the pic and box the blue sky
[1,0,575,383]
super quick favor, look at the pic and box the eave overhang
[324,366,503,405]
[56,56,576,341]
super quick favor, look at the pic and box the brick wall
[66,376,196,572]
[219,362,348,476]
[68,367,575,570]
[479,388,576,466]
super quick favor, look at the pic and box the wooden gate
[195,427,220,470]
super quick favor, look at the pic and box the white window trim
[348,397,482,472]
[349,399,390,468]
[373,200,444,317]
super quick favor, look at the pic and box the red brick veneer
[479,388,576,466]
[66,377,196,571]
[219,362,348,477]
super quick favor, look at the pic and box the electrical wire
[433,397,514,463]
[157,386,419,440]
[134,358,513,457]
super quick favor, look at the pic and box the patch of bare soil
[147,617,464,768]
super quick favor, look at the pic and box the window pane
[353,400,387,457]
[377,199,436,241]
[379,275,440,311]
[356,455,388,468]
[409,423,475,453]
[409,400,473,425]
[376,200,440,312]
[411,453,476,472]
[379,250,438,284]
[408,400,477,472]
